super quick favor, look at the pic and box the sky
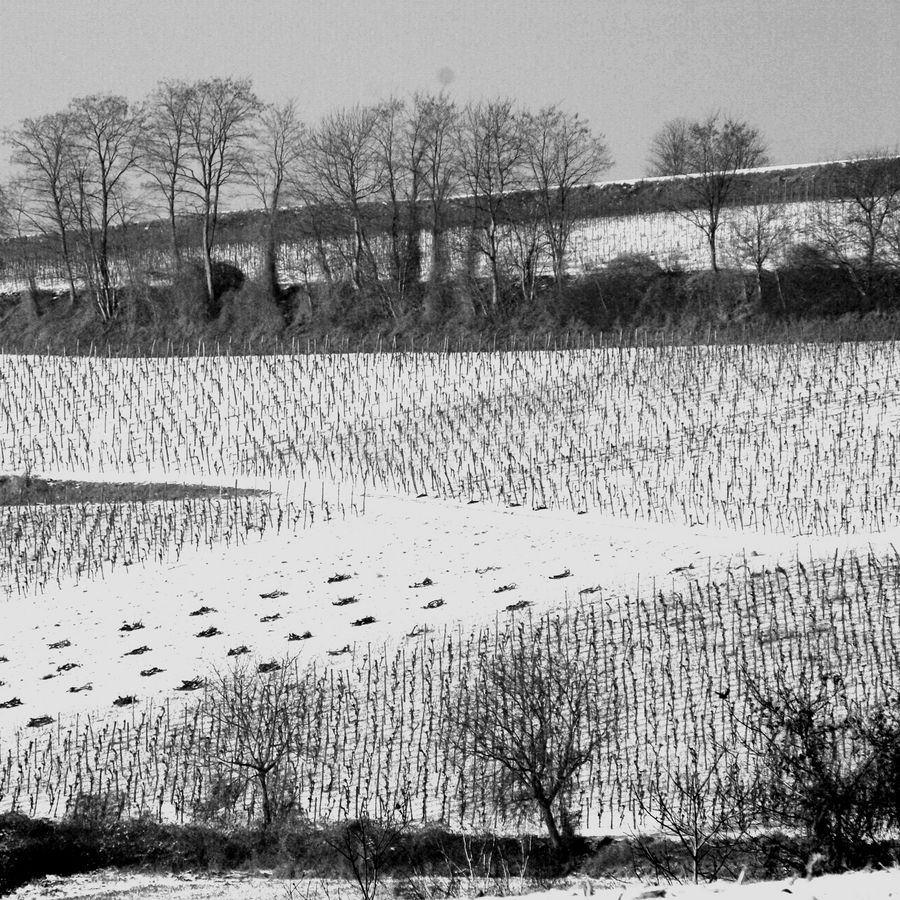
[0,0,897,184]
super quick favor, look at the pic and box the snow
[6,868,900,899]
[4,478,900,738]
[0,346,899,809]
[0,492,751,734]
[1,346,899,838]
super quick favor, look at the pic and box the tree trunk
[404,203,422,300]
[352,212,364,290]
[63,255,78,307]
[430,224,445,283]
[315,234,333,287]
[202,213,215,309]
[536,795,569,868]
[99,258,114,318]
[553,242,566,298]
[258,770,272,830]
[260,213,280,300]
[168,200,181,272]
[490,261,500,311]
[773,266,786,312]
[708,230,719,273]
[58,225,78,306]
[261,243,278,298]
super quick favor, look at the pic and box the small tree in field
[326,795,412,900]
[636,745,759,883]
[739,665,886,871]
[522,105,612,293]
[5,111,80,303]
[450,619,603,867]
[647,112,769,271]
[199,655,309,829]
[241,98,306,299]
[809,152,900,304]
[139,79,195,270]
[456,99,527,313]
[66,93,143,319]
[646,117,693,178]
[728,196,792,308]
[182,76,261,308]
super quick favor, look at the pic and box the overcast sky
[1,0,897,183]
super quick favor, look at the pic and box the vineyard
[5,343,900,532]
[2,547,899,832]
[1,340,900,835]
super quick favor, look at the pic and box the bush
[6,256,900,352]
[741,667,895,871]
[170,260,246,326]
[555,254,664,330]
[774,242,900,316]
[215,280,286,344]
[857,695,900,831]
[420,279,474,330]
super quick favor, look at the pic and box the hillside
[2,156,897,299]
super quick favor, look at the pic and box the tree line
[0,78,897,328]
[0,78,613,320]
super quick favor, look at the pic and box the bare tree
[1,179,43,294]
[456,99,526,312]
[200,656,310,829]
[412,92,460,283]
[241,98,306,297]
[636,745,759,884]
[66,93,143,319]
[0,183,17,292]
[4,112,79,303]
[182,76,261,307]
[0,183,10,237]
[139,79,195,270]
[728,196,793,307]
[0,183,13,274]
[302,104,387,300]
[373,96,424,311]
[450,619,603,866]
[503,193,546,306]
[646,117,692,178]
[810,152,900,303]
[738,665,886,871]
[647,113,769,271]
[855,692,900,833]
[326,796,412,900]
[522,106,612,292]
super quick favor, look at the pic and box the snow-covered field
[1,344,900,896]
[6,868,900,899]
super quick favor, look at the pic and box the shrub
[555,254,664,330]
[215,280,286,344]
[740,667,892,871]
[420,279,474,330]
[170,260,246,326]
